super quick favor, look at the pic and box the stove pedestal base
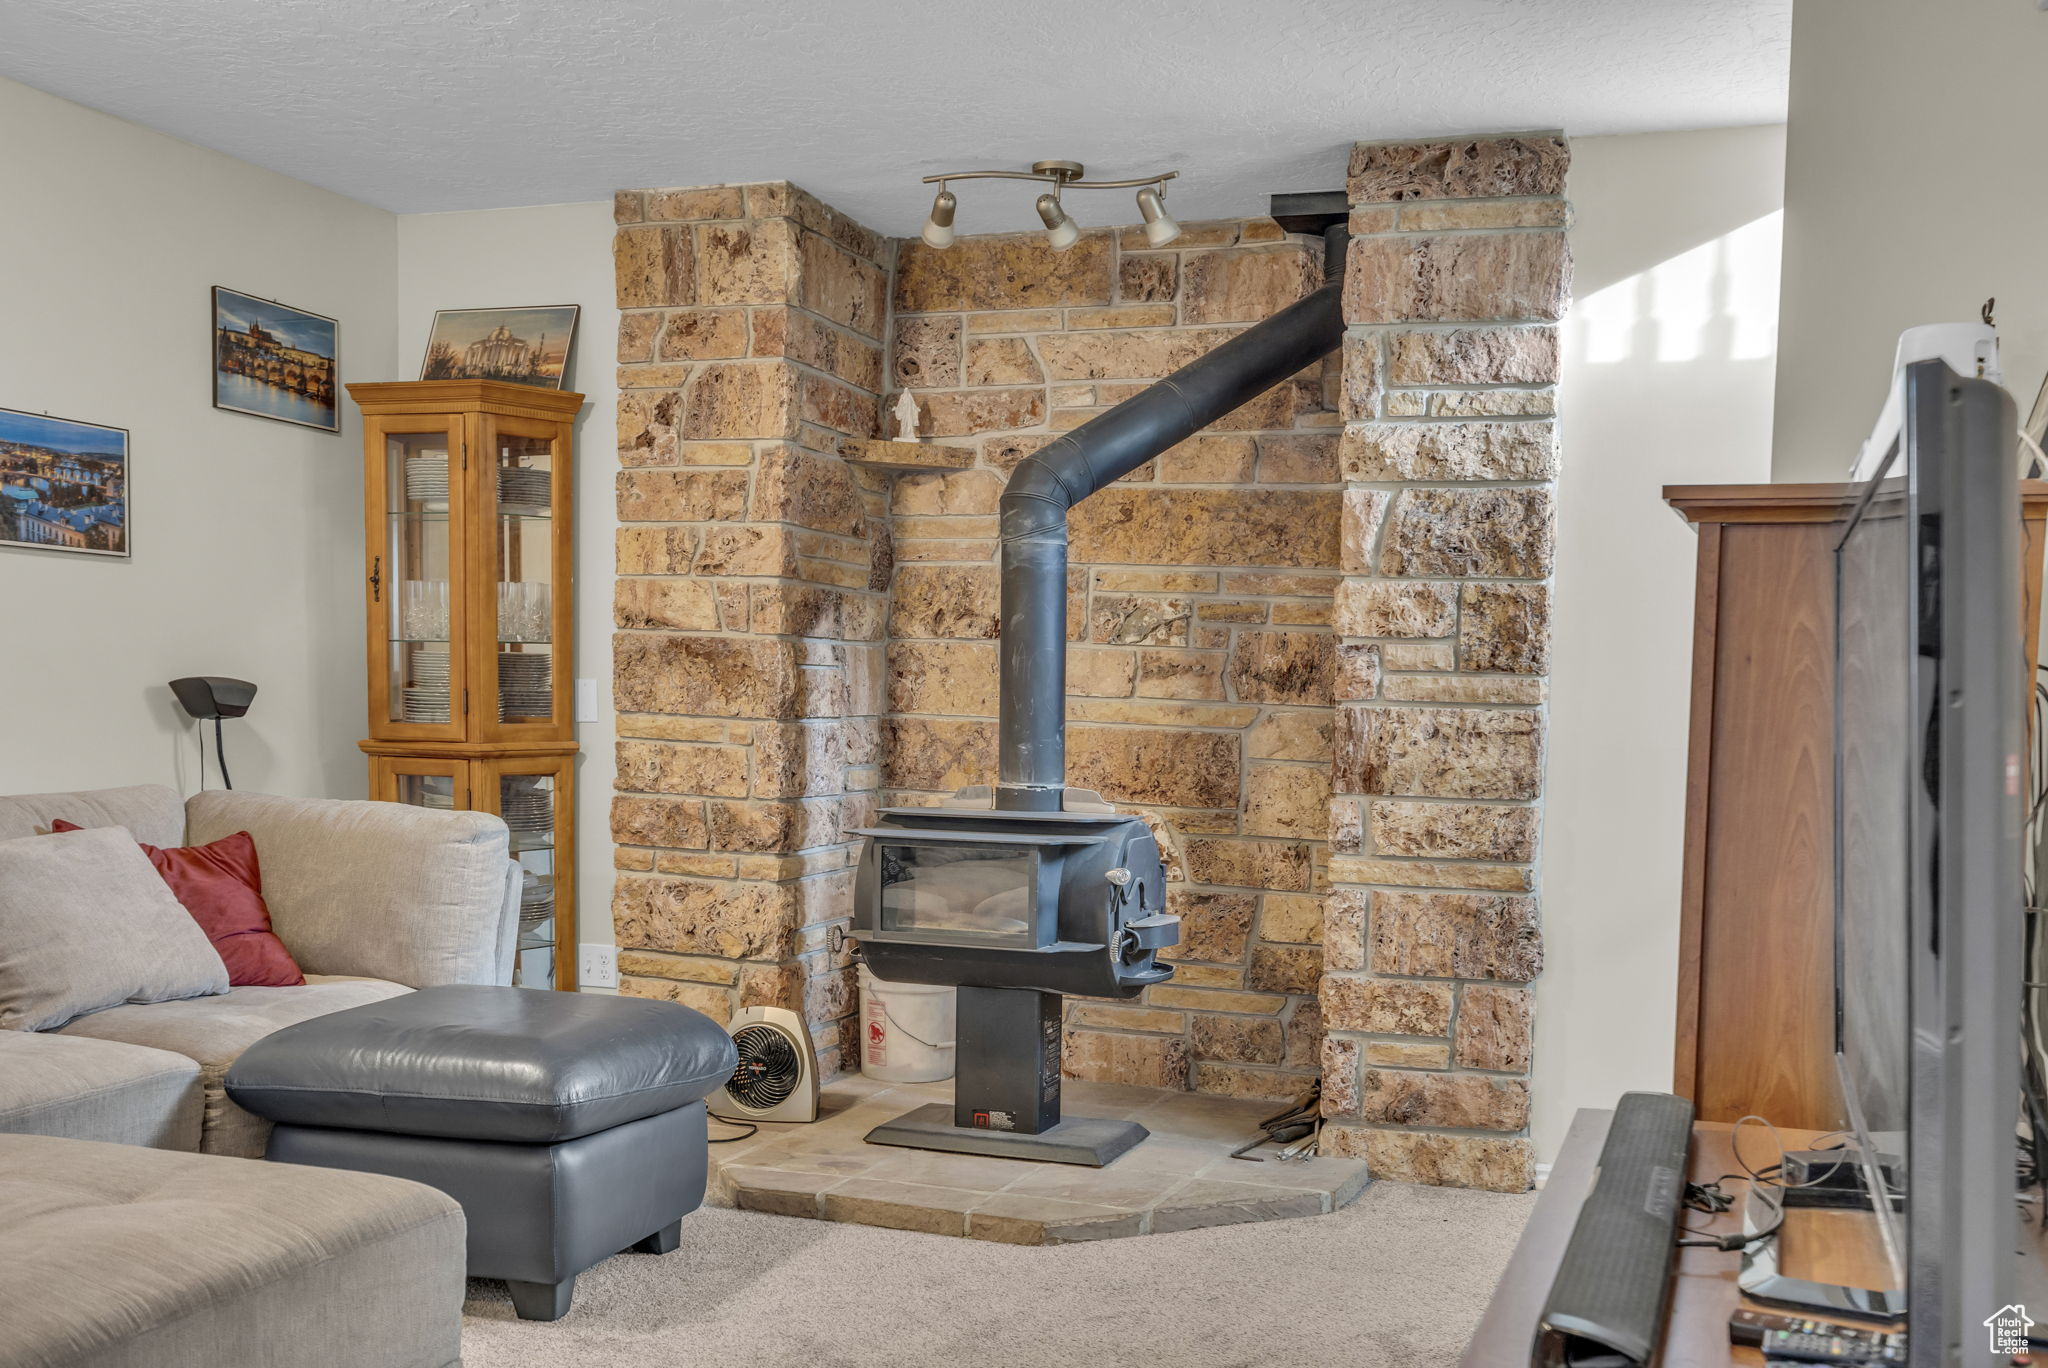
[864,1103,1148,1167]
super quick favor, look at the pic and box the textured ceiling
[0,0,1790,231]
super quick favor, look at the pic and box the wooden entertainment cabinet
[1665,481,2048,1131]
[1468,482,2048,1362]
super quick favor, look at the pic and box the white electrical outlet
[578,944,618,990]
[574,678,597,724]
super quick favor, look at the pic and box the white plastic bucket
[859,965,957,1082]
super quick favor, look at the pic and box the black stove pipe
[994,217,1350,812]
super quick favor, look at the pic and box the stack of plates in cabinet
[403,456,449,507]
[402,650,451,723]
[416,788,455,811]
[498,779,553,834]
[518,871,555,932]
[497,652,551,720]
[497,466,550,513]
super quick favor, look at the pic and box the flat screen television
[1831,358,2023,1364]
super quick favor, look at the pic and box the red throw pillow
[51,821,305,987]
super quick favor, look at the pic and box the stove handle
[1105,866,1162,910]
[1116,913,1180,961]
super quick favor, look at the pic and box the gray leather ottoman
[224,984,737,1321]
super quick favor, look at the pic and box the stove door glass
[878,843,1036,940]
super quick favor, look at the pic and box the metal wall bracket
[1269,190,1352,277]
[1268,189,1350,236]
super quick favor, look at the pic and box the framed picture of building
[0,406,129,557]
[212,287,340,433]
[420,305,578,390]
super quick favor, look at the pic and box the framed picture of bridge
[419,305,578,390]
[211,287,340,432]
[0,406,129,557]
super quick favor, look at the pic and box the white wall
[0,75,396,800]
[1774,0,2048,482]
[0,77,619,958]
[395,204,620,951]
[1536,125,1785,1159]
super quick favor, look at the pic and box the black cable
[2023,900,2048,1215]
[2024,670,2048,1218]
[706,1113,758,1144]
[214,717,232,790]
[2020,995,2048,1221]
[1673,1123,1849,1253]
[1684,1179,1733,1215]
[1676,1179,1787,1250]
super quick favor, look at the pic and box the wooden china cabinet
[347,380,582,990]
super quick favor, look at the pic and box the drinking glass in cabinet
[497,581,550,643]
[401,580,449,641]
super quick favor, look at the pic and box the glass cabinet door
[486,765,567,989]
[369,755,470,809]
[371,417,466,740]
[481,417,565,738]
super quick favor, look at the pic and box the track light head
[1136,185,1181,247]
[1036,193,1080,252]
[921,188,957,250]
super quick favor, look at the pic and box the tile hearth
[707,1075,1371,1245]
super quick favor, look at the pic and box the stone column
[610,183,891,1074]
[1317,136,1570,1190]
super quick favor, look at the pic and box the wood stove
[851,801,1177,1163]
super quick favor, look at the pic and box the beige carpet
[460,1180,1535,1368]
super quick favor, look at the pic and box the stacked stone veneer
[611,136,1567,1188]
[1314,136,1570,1191]
[609,183,892,1074]
[884,218,1343,1103]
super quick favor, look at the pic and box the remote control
[1729,1308,1906,1363]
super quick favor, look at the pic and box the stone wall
[883,219,1344,1102]
[610,182,892,1073]
[1315,136,1570,1191]
[609,138,1568,1187]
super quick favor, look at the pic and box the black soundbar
[1534,1091,1696,1366]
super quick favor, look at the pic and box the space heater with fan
[712,1006,818,1123]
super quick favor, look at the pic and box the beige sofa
[0,783,519,1156]
[0,783,521,1368]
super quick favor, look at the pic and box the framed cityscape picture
[420,305,578,390]
[212,287,340,432]
[0,406,130,557]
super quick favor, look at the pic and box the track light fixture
[915,161,1182,252]
[920,188,957,249]
[1035,193,1080,252]
[1135,185,1181,247]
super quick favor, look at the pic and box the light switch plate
[574,678,597,724]
[578,944,618,989]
